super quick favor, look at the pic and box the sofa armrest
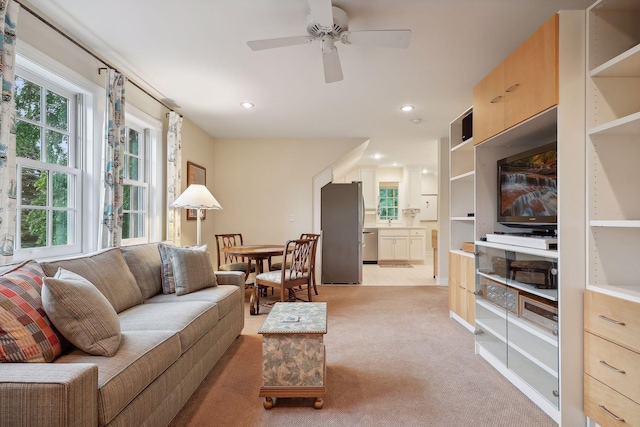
[0,363,99,427]
[214,270,245,287]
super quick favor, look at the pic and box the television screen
[497,142,557,226]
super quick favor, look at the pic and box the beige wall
[206,138,363,266]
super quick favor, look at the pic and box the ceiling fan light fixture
[240,102,255,109]
[401,105,414,112]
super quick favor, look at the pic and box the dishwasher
[362,228,378,264]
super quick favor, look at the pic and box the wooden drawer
[584,374,640,427]
[585,332,640,404]
[585,290,640,353]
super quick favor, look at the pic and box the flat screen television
[497,142,557,228]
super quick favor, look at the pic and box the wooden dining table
[222,244,286,315]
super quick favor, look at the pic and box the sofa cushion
[40,248,143,313]
[54,330,181,426]
[166,245,217,296]
[118,301,218,353]
[43,269,121,357]
[0,260,64,362]
[120,243,163,299]
[157,242,177,294]
[146,285,241,321]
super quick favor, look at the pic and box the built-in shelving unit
[448,107,476,329]
[586,0,640,302]
[585,2,640,423]
[468,10,587,425]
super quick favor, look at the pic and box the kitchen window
[378,182,399,221]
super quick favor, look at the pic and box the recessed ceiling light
[372,153,383,160]
[422,168,428,174]
[412,118,422,124]
[401,105,414,112]
[240,102,255,109]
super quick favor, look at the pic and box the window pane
[52,210,72,246]
[129,129,140,155]
[52,172,72,208]
[21,209,46,248]
[128,156,139,181]
[16,120,42,160]
[46,130,69,166]
[122,213,131,239]
[132,213,145,238]
[21,168,47,206]
[133,186,145,210]
[123,185,131,210]
[15,76,41,121]
[46,90,69,131]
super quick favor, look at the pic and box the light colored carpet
[169,286,556,427]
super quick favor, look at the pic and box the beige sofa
[0,242,245,427]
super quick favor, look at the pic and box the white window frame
[122,104,163,246]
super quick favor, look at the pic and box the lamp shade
[171,184,222,210]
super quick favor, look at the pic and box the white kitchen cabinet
[378,228,425,261]
[409,229,426,261]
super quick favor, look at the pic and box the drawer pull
[599,360,626,374]
[505,83,520,92]
[598,405,624,422]
[598,315,626,326]
[490,95,503,104]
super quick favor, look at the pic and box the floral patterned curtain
[166,111,182,244]
[99,68,127,249]
[0,0,19,265]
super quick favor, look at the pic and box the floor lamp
[171,184,222,246]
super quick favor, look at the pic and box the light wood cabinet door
[585,290,640,354]
[504,14,558,129]
[449,252,460,312]
[473,61,505,144]
[584,374,640,427]
[585,332,640,405]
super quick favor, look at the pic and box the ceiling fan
[247,0,412,83]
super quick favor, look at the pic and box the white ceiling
[23,0,593,173]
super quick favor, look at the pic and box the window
[121,124,148,244]
[12,46,163,261]
[378,183,399,221]
[15,72,81,254]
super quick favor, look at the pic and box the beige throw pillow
[42,268,121,357]
[165,245,217,296]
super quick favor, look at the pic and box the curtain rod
[15,0,182,116]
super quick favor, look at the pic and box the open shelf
[478,271,558,302]
[588,111,640,135]
[591,42,640,77]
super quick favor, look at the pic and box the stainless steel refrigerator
[321,182,363,284]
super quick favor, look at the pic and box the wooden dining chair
[215,234,256,281]
[270,233,320,295]
[255,238,315,311]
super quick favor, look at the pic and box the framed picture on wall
[186,161,206,221]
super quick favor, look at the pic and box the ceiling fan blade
[308,0,334,29]
[322,45,343,83]
[341,30,412,48]
[247,36,313,51]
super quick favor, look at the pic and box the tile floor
[360,263,437,286]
